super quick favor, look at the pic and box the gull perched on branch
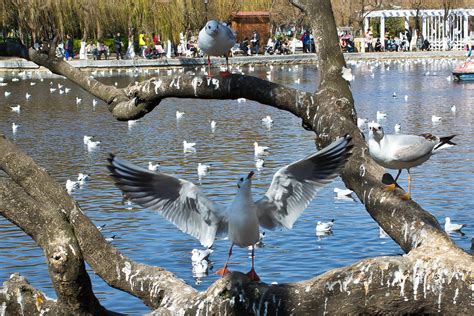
[107,135,352,282]
[368,123,456,199]
[198,20,236,76]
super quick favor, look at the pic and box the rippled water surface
[0,60,473,314]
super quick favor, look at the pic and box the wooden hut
[231,11,270,53]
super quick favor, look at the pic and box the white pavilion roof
[366,9,474,18]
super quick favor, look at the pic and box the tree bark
[0,0,472,314]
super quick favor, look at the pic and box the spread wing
[256,136,352,230]
[107,154,227,247]
[386,135,434,162]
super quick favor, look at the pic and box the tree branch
[0,177,106,314]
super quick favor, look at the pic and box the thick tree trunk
[0,0,472,314]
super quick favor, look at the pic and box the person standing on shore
[139,31,147,58]
[114,32,123,60]
[251,30,260,55]
[64,34,74,61]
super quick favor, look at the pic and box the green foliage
[385,17,405,38]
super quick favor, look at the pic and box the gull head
[369,123,384,142]
[204,20,220,36]
[237,171,254,190]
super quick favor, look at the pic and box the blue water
[0,60,472,314]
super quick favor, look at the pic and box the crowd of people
[52,26,442,61]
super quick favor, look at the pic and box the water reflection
[0,59,473,314]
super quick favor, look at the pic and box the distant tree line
[0,0,470,47]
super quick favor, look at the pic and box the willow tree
[0,0,471,315]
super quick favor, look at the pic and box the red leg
[246,245,261,282]
[219,55,232,77]
[207,56,212,77]
[216,243,233,277]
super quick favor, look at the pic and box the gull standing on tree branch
[198,20,236,76]
[107,136,352,282]
[368,123,456,199]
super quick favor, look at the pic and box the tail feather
[434,135,456,151]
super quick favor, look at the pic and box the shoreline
[0,51,466,72]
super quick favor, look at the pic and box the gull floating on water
[431,115,442,122]
[404,95,408,102]
[210,120,217,131]
[50,88,56,93]
[176,111,185,119]
[25,93,31,100]
[368,123,456,199]
[10,105,20,113]
[191,248,214,263]
[316,219,334,233]
[92,99,98,107]
[333,187,353,199]
[255,158,265,170]
[107,135,352,281]
[148,162,160,171]
[254,142,269,156]
[376,111,387,120]
[83,135,93,144]
[12,123,19,133]
[76,97,82,105]
[394,123,401,133]
[450,105,456,113]
[197,163,210,178]
[237,98,246,103]
[261,116,273,125]
[86,139,101,150]
[444,217,465,232]
[183,140,196,152]
[77,173,90,184]
[66,179,80,194]
[4,91,11,97]
[198,20,236,76]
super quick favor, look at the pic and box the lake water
[0,60,473,314]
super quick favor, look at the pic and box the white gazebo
[364,9,474,51]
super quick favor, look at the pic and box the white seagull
[176,111,185,119]
[76,97,82,105]
[191,248,214,263]
[87,139,101,150]
[333,187,353,199]
[183,140,196,152]
[107,135,352,281]
[368,123,456,199]
[12,123,19,133]
[316,219,334,233]
[261,116,273,125]
[77,173,90,184]
[431,115,442,122]
[254,142,269,156]
[210,120,217,131]
[83,135,93,144]
[10,105,20,113]
[197,163,210,178]
[25,93,31,100]
[450,105,456,113]
[237,98,247,103]
[198,20,236,76]
[148,162,160,172]
[66,179,80,194]
[4,91,11,97]
[376,111,387,120]
[444,217,465,232]
[394,123,401,133]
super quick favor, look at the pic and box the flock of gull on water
[1,53,467,281]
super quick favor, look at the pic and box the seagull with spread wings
[107,135,352,281]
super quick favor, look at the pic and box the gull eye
[208,26,211,29]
